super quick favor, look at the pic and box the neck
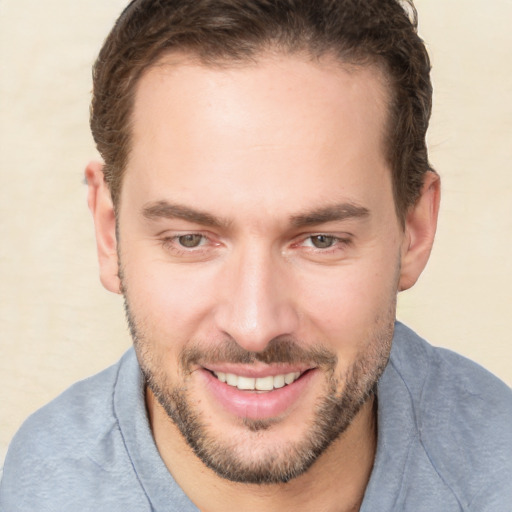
[147,390,377,512]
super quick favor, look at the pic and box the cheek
[294,256,399,348]
[123,259,218,345]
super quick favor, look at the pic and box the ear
[399,171,441,291]
[85,161,121,294]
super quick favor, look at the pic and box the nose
[214,245,299,353]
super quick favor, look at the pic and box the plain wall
[1,0,511,462]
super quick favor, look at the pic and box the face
[115,54,405,483]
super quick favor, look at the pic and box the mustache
[180,335,338,369]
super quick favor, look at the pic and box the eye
[307,235,337,249]
[177,234,205,248]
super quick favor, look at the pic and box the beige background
[1,0,511,463]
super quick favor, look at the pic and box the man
[1,0,511,510]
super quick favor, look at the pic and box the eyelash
[295,234,352,253]
[160,234,210,254]
[159,232,352,258]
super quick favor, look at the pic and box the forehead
[124,53,393,221]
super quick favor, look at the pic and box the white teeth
[255,376,274,391]
[237,376,255,390]
[285,372,300,384]
[226,373,238,386]
[213,371,302,391]
[273,375,285,389]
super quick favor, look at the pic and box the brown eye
[310,235,336,249]
[178,234,204,248]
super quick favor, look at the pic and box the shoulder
[391,323,512,509]
[391,322,512,408]
[0,349,150,511]
[6,355,122,460]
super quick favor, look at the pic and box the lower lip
[200,369,316,420]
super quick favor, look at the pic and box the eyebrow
[142,199,370,230]
[142,200,230,229]
[290,203,370,228]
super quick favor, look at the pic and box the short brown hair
[90,0,433,221]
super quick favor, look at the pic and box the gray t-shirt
[1,322,511,511]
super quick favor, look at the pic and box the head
[90,0,434,222]
[86,0,440,485]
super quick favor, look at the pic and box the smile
[212,371,302,391]
[202,367,317,420]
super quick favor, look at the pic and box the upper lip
[202,363,315,378]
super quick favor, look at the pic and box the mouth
[200,366,317,420]
[211,370,303,392]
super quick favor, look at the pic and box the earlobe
[85,161,122,294]
[399,171,441,291]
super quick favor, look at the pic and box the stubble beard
[123,292,395,485]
